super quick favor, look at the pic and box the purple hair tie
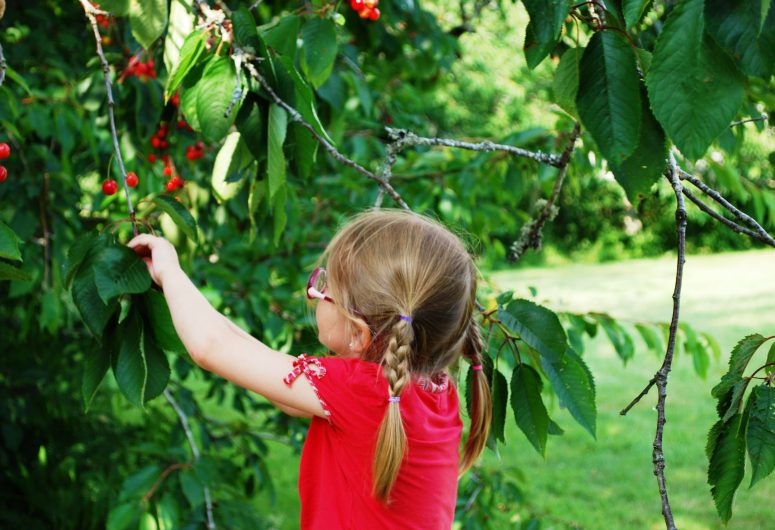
[399,315,413,322]
[388,396,401,404]
[472,364,483,372]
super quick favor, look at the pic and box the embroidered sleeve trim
[283,354,332,421]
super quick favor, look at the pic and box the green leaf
[165,29,206,100]
[682,323,709,379]
[610,88,667,202]
[766,342,775,375]
[708,412,747,522]
[232,7,261,51]
[93,245,152,303]
[635,323,663,357]
[211,131,254,202]
[499,300,567,363]
[129,0,168,50]
[747,385,775,487]
[622,0,653,31]
[541,348,597,438]
[596,315,635,363]
[712,334,768,399]
[142,328,170,402]
[196,56,240,143]
[553,47,582,117]
[267,103,288,201]
[163,0,197,91]
[705,0,775,79]
[111,309,145,407]
[720,379,747,423]
[0,262,31,282]
[152,195,198,241]
[274,56,334,144]
[107,501,140,530]
[236,95,268,162]
[83,342,111,411]
[141,290,186,354]
[491,369,509,443]
[273,184,288,246]
[646,0,745,160]
[64,232,101,288]
[300,18,338,88]
[524,20,558,69]
[261,15,301,59]
[178,56,211,132]
[0,220,22,261]
[180,470,204,506]
[703,332,723,362]
[72,266,118,336]
[100,0,130,16]
[577,31,642,164]
[522,0,571,44]
[510,364,549,455]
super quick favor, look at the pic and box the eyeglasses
[307,267,334,304]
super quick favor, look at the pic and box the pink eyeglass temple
[307,286,334,303]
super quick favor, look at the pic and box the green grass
[250,249,775,529]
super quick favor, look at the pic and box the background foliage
[1,0,773,528]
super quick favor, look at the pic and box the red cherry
[171,176,184,188]
[365,0,378,6]
[102,179,118,195]
[161,154,170,164]
[160,140,169,150]
[126,172,139,188]
[0,143,10,160]
[359,7,374,18]
[165,180,176,192]
[171,93,180,107]
[350,0,365,10]
[147,154,157,163]
[369,7,380,20]
[163,166,172,177]
[186,149,196,161]
[151,136,161,149]
[0,165,7,182]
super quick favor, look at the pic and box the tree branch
[164,389,216,530]
[729,114,768,128]
[679,169,775,247]
[0,42,6,87]
[79,0,138,236]
[681,187,769,244]
[624,151,683,530]
[509,122,580,261]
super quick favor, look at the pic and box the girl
[128,209,492,529]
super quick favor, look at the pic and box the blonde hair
[322,209,492,502]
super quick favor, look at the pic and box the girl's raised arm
[128,234,322,418]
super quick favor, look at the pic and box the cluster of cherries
[101,171,138,196]
[93,4,113,29]
[350,0,380,20]
[122,56,157,81]
[0,143,12,183]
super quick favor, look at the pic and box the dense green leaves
[0,262,31,281]
[577,31,641,164]
[705,0,775,79]
[646,0,745,160]
[152,195,198,241]
[510,364,549,455]
[165,29,206,100]
[498,299,567,363]
[267,103,288,201]
[129,0,168,50]
[622,0,653,31]
[83,344,111,411]
[522,0,571,68]
[553,48,582,117]
[141,290,186,354]
[300,18,338,88]
[93,246,151,303]
[712,334,768,399]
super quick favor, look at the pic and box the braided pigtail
[459,317,492,475]
[372,316,414,502]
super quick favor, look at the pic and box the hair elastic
[399,315,413,322]
[388,396,401,404]
[471,364,483,372]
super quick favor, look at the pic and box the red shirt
[293,356,462,529]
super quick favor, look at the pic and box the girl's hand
[127,234,182,288]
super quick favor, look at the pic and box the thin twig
[509,123,580,261]
[164,389,217,530]
[242,57,411,209]
[729,114,768,128]
[0,43,6,87]
[681,187,769,244]
[679,169,775,247]
[224,48,244,119]
[142,462,192,502]
[79,0,138,236]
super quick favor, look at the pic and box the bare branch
[509,122,580,261]
[384,127,563,167]
[679,169,775,247]
[241,57,411,210]
[164,389,217,530]
[79,0,138,236]
[729,114,768,128]
[0,43,6,87]
[682,187,771,244]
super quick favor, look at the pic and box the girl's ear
[349,318,372,355]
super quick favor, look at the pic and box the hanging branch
[681,187,766,243]
[679,169,775,247]
[164,389,217,530]
[79,0,138,236]
[621,151,684,530]
[509,122,580,261]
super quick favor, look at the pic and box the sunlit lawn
[251,249,775,529]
